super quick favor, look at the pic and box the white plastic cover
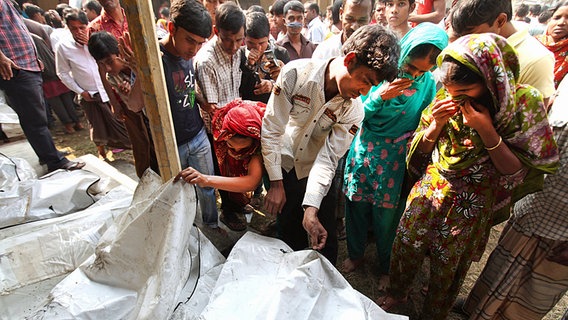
[198,232,407,320]
[0,155,108,229]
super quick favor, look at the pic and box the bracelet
[423,134,436,143]
[485,136,502,151]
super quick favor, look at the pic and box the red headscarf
[537,33,568,88]
[212,99,266,179]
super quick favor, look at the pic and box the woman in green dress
[342,23,448,287]
[377,33,559,319]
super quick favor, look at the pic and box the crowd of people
[1,0,567,318]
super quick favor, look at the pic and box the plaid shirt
[0,0,41,72]
[514,124,568,240]
[88,8,129,43]
[194,37,242,130]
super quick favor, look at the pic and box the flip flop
[375,295,407,311]
[48,160,85,173]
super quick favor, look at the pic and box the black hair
[88,31,119,61]
[84,0,102,15]
[538,10,553,24]
[283,0,304,16]
[216,2,245,33]
[247,5,265,14]
[440,56,483,86]
[270,0,290,16]
[64,8,89,25]
[529,4,541,16]
[306,2,320,15]
[342,24,399,82]
[552,1,568,15]
[160,6,170,17]
[407,43,442,65]
[170,0,212,39]
[24,4,44,19]
[451,0,512,37]
[332,0,342,24]
[55,3,71,18]
[515,3,529,18]
[245,11,269,39]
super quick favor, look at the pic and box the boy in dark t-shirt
[159,0,224,234]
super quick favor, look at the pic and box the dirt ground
[45,117,567,320]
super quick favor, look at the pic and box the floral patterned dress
[388,34,559,320]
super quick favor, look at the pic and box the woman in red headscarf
[175,99,266,226]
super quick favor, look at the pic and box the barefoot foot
[376,295,407,311]
[377,274,390,291]
[341,258,364,273]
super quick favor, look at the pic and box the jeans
[178,127,218,227]
[0,70,67,171]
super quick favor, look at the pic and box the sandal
[220,212,247,231]
[49,160,85,173]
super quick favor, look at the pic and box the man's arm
[302,101,364,249]
[261,66,296,215]
[408,0,445,24]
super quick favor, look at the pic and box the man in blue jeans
[0,0,84,173]
[159,0,223,234]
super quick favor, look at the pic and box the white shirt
[312,32,343,60]
[55,35,109,102]
[261,59,364,209]
[50,28,71,51]
[306,17,327,44]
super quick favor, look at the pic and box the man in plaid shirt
[0,0,84,173]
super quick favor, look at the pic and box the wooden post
[122,0,181,182]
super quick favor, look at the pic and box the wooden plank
[121,0,181,182]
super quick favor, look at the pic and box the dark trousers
[276,168,338,265]
[121,107,159,178]
[0,70,67,171]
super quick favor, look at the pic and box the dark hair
[306,2,320,15]
[216,2,245,33]
[84,0,102,15]
[245,11,269,38]
[451,0,512,37]
[529,4,541,15]
[283,0,304,16]
[247,5,265,14]
[515,3,529,17]
[64,9,89,25]
[24,4,44,18]
[55,3,71,18]
[88,31,119,61]
[552,1,568,15]
[270,0,290,16]
[440,56,483,86]
[331,0,342,24]
[407,43,442,65]
[170,0,212,39]
[538,10,552,24]
[342,24,399,82]
[160,6,170,17]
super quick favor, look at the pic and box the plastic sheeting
[32,171,226,320]
[7,171,406,320]
[0,155,109,229]
[198,232,407,320]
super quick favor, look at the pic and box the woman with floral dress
[377,33,559,320]
[342,23,448,288]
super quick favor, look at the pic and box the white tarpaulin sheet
[0,155,109,229]
[4,171,406,320]
[197,232,406,320]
